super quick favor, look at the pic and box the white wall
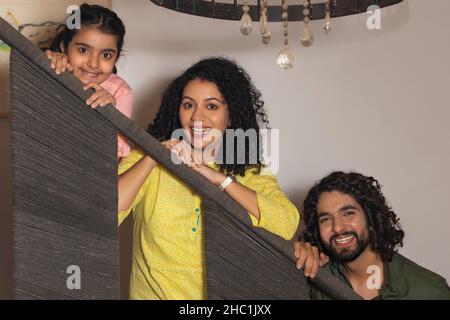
[112,0,450,282]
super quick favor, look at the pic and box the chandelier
[151,0,404,69]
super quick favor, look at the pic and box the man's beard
[321,231,370,263]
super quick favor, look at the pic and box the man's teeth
[335,235,354,244]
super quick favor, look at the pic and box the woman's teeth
[335,235,354,244]
[192,128,211,134]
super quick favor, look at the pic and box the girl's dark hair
[49,3,125,74]
[148,57,270,177]
[302,171,405,262]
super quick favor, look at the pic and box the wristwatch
[218,175,236,191]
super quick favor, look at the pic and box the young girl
[118,58,300,300]
[46,3,132,159]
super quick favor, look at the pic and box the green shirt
[310,253,450,300]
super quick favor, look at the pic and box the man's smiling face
[317,191,371,263]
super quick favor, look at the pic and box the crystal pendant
[240,13,252,36]
[262,31,271,45]
[259,12,267,34]
[260,14,271,44]
[300,24,314,47]
[277,47,295,69]
[324,13,332,34]
[324,20,331,34]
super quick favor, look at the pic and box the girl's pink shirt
[100,74,133,158]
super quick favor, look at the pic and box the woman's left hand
[169,141,226,186]
[83,82,116,108]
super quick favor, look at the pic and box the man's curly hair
[302,171,404,262]
[148,57,269,177]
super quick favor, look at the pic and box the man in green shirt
[294,171,450,300]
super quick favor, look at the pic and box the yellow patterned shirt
[118,149,299,300]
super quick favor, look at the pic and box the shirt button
[195,208,200,213]
[192,227,197,232]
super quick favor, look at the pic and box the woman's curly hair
[302,171,404,262]
[148,57,269,177]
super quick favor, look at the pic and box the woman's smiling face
[179,78,230,150]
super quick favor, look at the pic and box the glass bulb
[277,47,295,69]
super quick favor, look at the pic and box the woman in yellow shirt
[118,58,299,299]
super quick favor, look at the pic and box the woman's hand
[164,140,263,219]
[83,83,116,108]
[45,50,73,75]
[294,241,329,278]
[163,140,226,185]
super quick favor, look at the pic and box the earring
[324,0,332,34]
[277,0,295,69]
[300,0,314,47]
[240,0,252,35]
[259,0,271,44]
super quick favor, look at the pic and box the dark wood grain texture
[10,50,119,300]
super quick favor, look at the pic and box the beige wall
[111,0,450,282]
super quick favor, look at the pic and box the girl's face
[63,26,118,85]
[179,78,230,150]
